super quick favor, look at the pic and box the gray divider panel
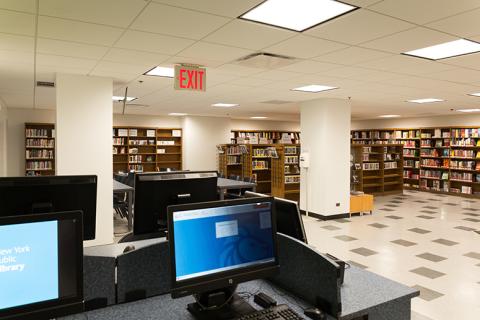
[83,255,116,310]
[269,233,342,317]
[116,240,171,303]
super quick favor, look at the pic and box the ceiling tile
[278,60,341,74]
[131,2,230,40]
[37,38,109,59]
[103,48,170,66]
[425,67,480,84]
[152,0,262,18]
[177,42,253,63]
[0,0,36,13]
[1,92,33,108]
[0,33,34,52]
[89,69,138,84]
[114,30,194,55]
[341,0,383,7]
[314,46,392,65]
[369,0,480,24]
[361,27,456,54]
[204,20,294,50]
[92,61,151,76]
[0,9,35,36]
[166,56,225,68]
[0,50,33,65]
[36,54,97,70]
[427,8,480,38]
[251,70,303,81]
[360,55,455,75]
[441,52,480,71]
[227,77,272,87]
[214,64,264,76]
[38,16,123,46]
[39,0,147,28]
[264,35,347,59]
[305,9,413,45]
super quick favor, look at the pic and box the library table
[217,177,256,200]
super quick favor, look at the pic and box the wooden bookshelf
[113,127,182,173]
[231,130,300,144]
[351,126,480,197]
[217,144,248,179]
[25,123,55,176]
[350,144,404,196]
[243,144,280,195]
[272,144,301,201]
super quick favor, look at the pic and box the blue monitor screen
[0,220,59,310]
[173,202,275,281]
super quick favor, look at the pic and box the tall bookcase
[351,127,480,197]
[25,123,55,176]
[272,144,301,201]
[242,144,281,195]
[217,144,248,179]
[113,127,182,173]
[350,144,404,195]
[231,130,300,144]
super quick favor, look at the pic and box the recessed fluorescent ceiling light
[404,39,480,60]
[112,96,136,102]
[468,92,480,97]
[457,108,480,113]
[407,98,444,104]
[251,116,268,119]
[145,66,174,77]
[169,113,187,116]
[379,115,400,118]
[292,85,338,93]
[212,103,239,108]
[240,0,357,32]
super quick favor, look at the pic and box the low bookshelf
[217,144,248,179]
[25,123,55,176]
[113,127,182,173]
[272,144,301,202]
[231,130,300,144]
[350,144,404,196]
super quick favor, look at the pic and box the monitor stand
[187,286,256,320]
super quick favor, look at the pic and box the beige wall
[352,114,480,130]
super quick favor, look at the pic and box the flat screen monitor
[0,175,97,240]
[134,171,218,236]
[0,211,83,320]
[168,197,279,298]
[244,191,307,243]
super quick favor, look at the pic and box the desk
[217,178,256,200]
[113,180,134,231]
[61,267,416,320]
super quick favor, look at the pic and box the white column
[0,103,6,177]
[182,116,231,171]
[300,98,351,218]
[56,74,113,246]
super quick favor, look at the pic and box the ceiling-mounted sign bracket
[174,64,206,92]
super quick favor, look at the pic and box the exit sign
[174,65,206,91]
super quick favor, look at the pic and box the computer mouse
[304,308,326,320]
[123,245,135,253]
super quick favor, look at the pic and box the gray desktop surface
[61,266,416,320]
[217,177,256,189]
[84,237,166,258]
[113,180,133,192]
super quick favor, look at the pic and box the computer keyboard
[236,304,305,320]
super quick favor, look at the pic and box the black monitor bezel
[0,211,84,320]
[167,197,279,298]
[0,175,97,240]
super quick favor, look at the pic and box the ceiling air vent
[36,81,55,88]
[235,52,297,69]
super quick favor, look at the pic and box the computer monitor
[244,191,307,244]
[0,211,83,320]
[133,171,218,236]
[168,197,279,319]
[0,175,97,240]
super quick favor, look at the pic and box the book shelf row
[25,123,56,176]
[230,130,300,145]
[352,126,480,197]
[351,144,404,196]
[217,144,301,201]
[113,127,182,173]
